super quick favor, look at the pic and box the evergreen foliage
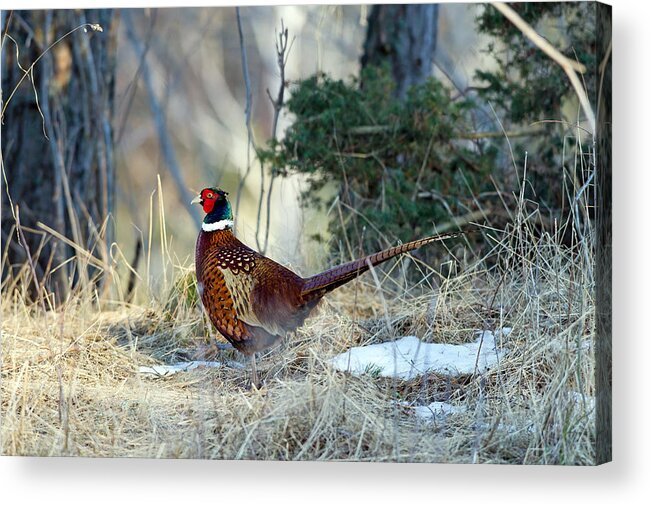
[474,2,597,209]
[261,3,597,257]
[260,67,495,254]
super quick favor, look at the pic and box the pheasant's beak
[191,195,203,206]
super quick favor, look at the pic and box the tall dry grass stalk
[2,129,596,462]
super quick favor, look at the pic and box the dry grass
[1,163,597,464]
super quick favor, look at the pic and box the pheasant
[192,187,460,384]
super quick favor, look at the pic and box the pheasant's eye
[206,192,214,199]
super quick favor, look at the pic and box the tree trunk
[361,4,439,99]
[595,3,612,465]
[1,9,117,301]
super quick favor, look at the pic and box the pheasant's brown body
[192,187,458,378]
[196,227,457,355]
[195,228,318,354]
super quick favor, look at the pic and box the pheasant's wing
[245,258,314,335]
[198,245,298,347]
[215,255,307,335]
[198,249,256,345]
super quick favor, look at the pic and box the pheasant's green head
[192,188,233,231]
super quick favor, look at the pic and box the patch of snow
[549,335,592,354]
[329,329,508,380]
[567,391,596,413]
[138,360,243,378]
[412,401,466,422]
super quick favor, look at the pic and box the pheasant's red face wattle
[200,188,218,214]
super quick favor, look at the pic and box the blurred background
[111,5,489,268]
[0,3,611,467]
[1,3,598,300]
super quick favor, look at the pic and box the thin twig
[1,21,102,118]
[260,20,292,254]
[596,38,612,134]
[123,11,202,228]
[39,11,70,297]
[345,124,544,139]
[411,133,435,202]
[1,10,13,50]
[493,2,595,135]
[78,10,114,278]
[235,7,256,218]
[14,206,47,311]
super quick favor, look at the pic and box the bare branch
[15,206,47,311]
[235,7,256,217]
[39,11,70,296]
[1,20,102,119]
[259,20,292,254]
[123,11,202,228]
[493,2,595,135]
[345,124,544,139]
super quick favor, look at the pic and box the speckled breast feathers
[195,229,309,354]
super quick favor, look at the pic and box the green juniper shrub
[259,67,496,268]
[474,2,597,212]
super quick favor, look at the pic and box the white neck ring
[202,219,234,232]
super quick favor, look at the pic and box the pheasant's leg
[250,354,259,387]
[215,342,234,351]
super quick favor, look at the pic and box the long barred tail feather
[300,230,465,301]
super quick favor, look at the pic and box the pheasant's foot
[191,341,235,361]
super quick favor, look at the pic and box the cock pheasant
[193,187,459,384]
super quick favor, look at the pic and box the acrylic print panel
[1,2,611,465]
